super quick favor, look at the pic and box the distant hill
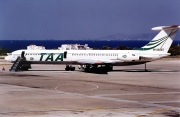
[96,32,180,41]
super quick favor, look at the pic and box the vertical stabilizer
[138,25,179,52]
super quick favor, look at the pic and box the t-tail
[138,25,180,53]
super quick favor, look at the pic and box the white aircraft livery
[5,25,180,72]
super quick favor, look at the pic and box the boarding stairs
[9,57,23,72]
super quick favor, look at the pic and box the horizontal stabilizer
[152,25,180,31]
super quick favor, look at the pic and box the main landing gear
[20,64,31,71]
[145,63,147,72]
[78,64,113,72]
[65,65,75,71]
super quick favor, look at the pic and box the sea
[0,40,180,52]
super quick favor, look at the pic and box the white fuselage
[5,49,169,66]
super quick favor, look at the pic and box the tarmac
[0,59,179,117]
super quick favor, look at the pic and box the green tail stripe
[150,36,166,42]
[150,30,177,43]
[146,36,168,46]
[136,29,178,51]
[137,39,165,51]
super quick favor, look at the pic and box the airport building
[58,44,92,50]
[27,44,92,50]
[27,45,46,50]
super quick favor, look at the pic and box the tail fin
[138,25,180,52]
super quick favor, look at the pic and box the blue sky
[0,0,180,40]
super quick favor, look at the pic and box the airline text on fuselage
[40,53,64,61]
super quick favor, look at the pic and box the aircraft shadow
[79,71,108,74]
[28,69,179,73]
[110,69,180,73]
[29,69,108,74]
[29,70,66,71]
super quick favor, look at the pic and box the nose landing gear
[145,63,147,72]
[65,65,75,71]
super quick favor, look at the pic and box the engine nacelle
[118,53,140,62]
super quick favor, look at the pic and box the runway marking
[55,82,99,93]
[148,100,180,103]
[96,92,180,97]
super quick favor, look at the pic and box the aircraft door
[64,51,67,58]
[21,51,25,58]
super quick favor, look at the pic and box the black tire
[65,67,69,71]
[70,67,75,71]
[24,68,28,71]
[84,67,89,72]
[108,67,113,71]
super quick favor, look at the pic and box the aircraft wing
[77,59,116,64]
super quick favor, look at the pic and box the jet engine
[118,53,140,62]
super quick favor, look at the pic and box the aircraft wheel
[65,67,69,71]
[24,68,29,71]
[70,67,75,71]
[84,67,90,72]
[107,66,113,71]
[20,67,29,71]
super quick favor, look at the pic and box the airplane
[5,25,180,72]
